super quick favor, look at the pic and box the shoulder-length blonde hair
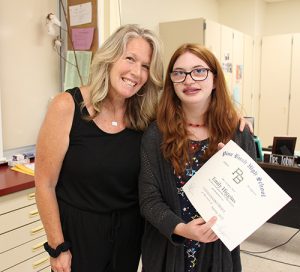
[157,43,239,174]
[88,24,163,131]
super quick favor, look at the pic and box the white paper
[182,140,291,251]
[69,2,92,26]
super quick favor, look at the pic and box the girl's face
[109,37,152,100]
[172,51,215,108]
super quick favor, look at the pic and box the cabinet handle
[32,256,49,268]
[32,241,47,251]
[27,192,36,200]
[31,225,44,235]
[29,209,39,217]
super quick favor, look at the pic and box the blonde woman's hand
[217,142,225,150]
[239,117,254,134]
[50,250,72,272]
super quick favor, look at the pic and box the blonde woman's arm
[35,92,74,272]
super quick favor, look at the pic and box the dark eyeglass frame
[170,68,212,83]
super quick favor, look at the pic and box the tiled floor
[241,222,300,272]
[138,223,300,271]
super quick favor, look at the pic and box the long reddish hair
[157,44,239,174]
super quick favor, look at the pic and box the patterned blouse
[175,139,209,272]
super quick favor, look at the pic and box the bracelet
[43,241,71,258]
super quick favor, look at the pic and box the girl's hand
[174,216,219,243]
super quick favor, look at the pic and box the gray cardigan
[139,121,256,272]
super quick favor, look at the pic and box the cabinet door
[0,220,45,253]
[242,35,254,117]
[258,34,292,147]
[288,33,300,150]
[159,18,205,74]
[204,19,221,60]
[0,188,35,214]
[220,25,234,93]
[0,204,40,233]
[232,30,244,109]
[4,252,49,272]
[0,235,47,271]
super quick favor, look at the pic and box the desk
[0,163,34,196]
[0,164,50,271]
[259,162,300,229]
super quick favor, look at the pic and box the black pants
[58,201,143,272]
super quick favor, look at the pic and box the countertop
[0,164,35,196]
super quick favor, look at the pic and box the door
[258,34,292,147]
[288,33,300,150]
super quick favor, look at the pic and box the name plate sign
[269,154,295,167]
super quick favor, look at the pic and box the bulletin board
[67,0,98,53]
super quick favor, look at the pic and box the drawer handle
[32,241,47,251]
[27,192,36,200]
[32,256,49,268]
[31,225,44,235]
[29,209,39,217]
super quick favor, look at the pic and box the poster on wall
[222,52,232,73]
[236,64,243,80]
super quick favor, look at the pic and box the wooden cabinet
[159,18,205,73]
[0,188,50,272]
[288,33,300,150]
[258,33,300,150]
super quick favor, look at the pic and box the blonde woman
[35,24,163,272]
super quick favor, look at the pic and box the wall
[120,0,219,33]
[264,0,300,35]
[218,0,259,36]
[0,0,60,153]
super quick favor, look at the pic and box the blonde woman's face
[109,37,152,99]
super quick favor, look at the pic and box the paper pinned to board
[64,50,92,90]
[69,2,92,26]
[72,27,94,50]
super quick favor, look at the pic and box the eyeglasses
[170,68,212,83]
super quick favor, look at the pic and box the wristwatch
[43,241,71,258]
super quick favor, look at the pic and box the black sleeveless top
[56,87,143,213]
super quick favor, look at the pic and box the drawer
[4,252,50,272]
[39,264,51,271]
[0,235,47,271]
[0,188,36,214]
[0,204,40,234]
[0,220,45,253]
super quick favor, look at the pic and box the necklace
[111,104,118,126]
[104,99,125,127]
[187,123,205,128]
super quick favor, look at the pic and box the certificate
[182,140,291,251]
